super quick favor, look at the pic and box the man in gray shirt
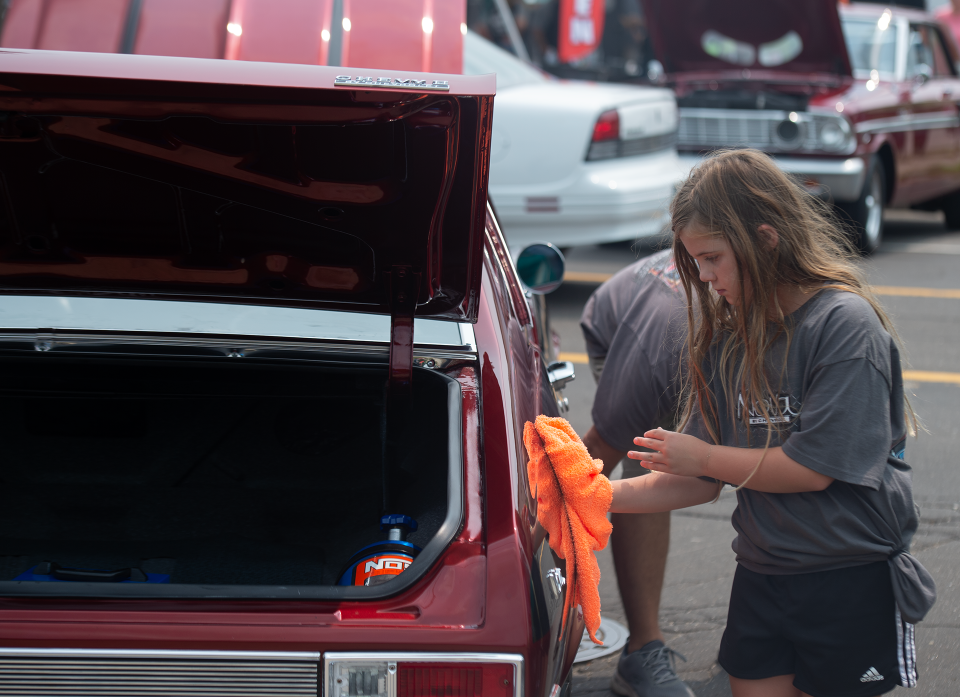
[580,249,693,697]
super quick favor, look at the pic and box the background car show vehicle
[0,42,582,697]
[463,30,683,252]
[0,0,684,252]
[642,0,960,252]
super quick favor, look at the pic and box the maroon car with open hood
[0,47,583,697]
[643,0,960,251]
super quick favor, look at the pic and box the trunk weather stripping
[0,330,477,362]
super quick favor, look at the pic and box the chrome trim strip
[323,652,524,697]
[771,156,865,176]
[855,112,960,134]
[0,648,320,660]
[0,648,320,696]
[0,330,478,360]
[586,130,677,161]
[0,296,468,348]
[896,17,908,83]
[458,322,477,351]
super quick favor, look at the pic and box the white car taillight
[587,109,620,161]
[592,109,620,142]
[324,653,523,697]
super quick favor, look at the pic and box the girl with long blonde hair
[611,149,935,697]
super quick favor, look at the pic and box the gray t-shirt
[580,250,687,453]
[686,288,936,623]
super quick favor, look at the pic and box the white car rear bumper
[490,150,684,248]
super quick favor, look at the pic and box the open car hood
[0,50,495,322]
[643,0,851,81]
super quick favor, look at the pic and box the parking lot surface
[547,210,960,697]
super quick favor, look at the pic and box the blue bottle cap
[381,514,418,531]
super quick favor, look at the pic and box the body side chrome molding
[854,112,960,134]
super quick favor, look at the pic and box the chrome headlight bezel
[812,113,855,154]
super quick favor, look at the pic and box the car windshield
[842,16,898,78]
[463,30,545,89]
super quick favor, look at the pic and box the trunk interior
[0,352,459,596]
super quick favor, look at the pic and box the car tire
[835,158,885,254]
[940,191,960,231]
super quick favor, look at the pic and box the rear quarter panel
[477,212,584,697]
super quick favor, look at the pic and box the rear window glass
[842,17,897,77]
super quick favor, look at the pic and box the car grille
[678,108,839,153]
[586,130,677,161]
[0,648,320,696]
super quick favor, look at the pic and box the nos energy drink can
[337,515,421,587]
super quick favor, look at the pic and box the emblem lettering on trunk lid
[334,76,450,91]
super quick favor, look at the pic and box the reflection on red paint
[305,266,361,291]
[1,0,464,73]
[134,0,230,59]
[0,258,249,284]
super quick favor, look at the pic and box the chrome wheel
[863,170,883,252]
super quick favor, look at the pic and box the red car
[0,48,581,697]
[643,0,960,252]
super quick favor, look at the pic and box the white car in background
[464,31,684,250]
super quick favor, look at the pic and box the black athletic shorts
[719,561,917,697]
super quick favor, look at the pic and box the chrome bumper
[678,155,866,202]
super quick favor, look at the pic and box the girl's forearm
[611,471,719,513]
[703,445,834,493]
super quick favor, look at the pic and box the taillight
[325,654,522,697]
[587,109,621,161]
[399,663,513,697]
[591,109,620,142]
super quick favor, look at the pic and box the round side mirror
[913,63,932,85]
[516,242,566,295]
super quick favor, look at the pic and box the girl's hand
[628,428,712,478]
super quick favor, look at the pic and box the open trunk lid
[642,0,852,83]
[0,49,495,322]
[0,50,492,601]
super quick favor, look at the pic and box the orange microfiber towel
[524,415,613,644]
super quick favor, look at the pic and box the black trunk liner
[0,356,449,588]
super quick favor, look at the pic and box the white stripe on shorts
[896,605,918,688]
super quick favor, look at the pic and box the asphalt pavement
[545,210,960,697]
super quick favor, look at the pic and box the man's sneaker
[610,640,695,697]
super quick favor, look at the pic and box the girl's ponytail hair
[671,149,915,479]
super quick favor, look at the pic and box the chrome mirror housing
[547,360,575,390]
